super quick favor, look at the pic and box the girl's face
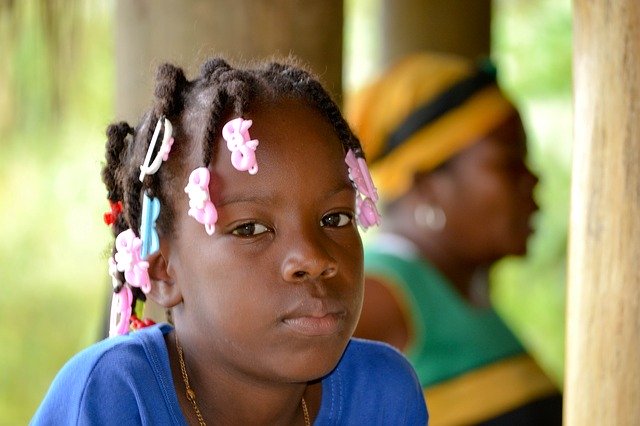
[165,98,364,384]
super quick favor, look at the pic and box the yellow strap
[425,354,559,426]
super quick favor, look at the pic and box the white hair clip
[139,117,174,182]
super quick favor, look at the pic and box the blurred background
[0,0,571,423]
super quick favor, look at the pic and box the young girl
[32,57,427,425]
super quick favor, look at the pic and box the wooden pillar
[566,0,640,424]
[115,0,343,122]
[380,0,491,67]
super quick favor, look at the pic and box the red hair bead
[104,201,123,226]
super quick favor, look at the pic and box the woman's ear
[146,239,182,308]
[413,167,455,203]
[412,171,439,201]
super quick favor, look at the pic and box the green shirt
[365,238,524,387]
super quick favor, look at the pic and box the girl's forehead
[208,99,351,202]
[240,100,344,163]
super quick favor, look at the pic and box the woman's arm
[354,276,410,351]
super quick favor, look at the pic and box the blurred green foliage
[0,1,113,423]
[0,0,572,422]
[491,0,572,388]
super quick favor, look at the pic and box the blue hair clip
[140,192,161,259]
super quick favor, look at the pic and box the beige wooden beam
[380,0,491,67]
[115,0,343,122]
[566,0,640,423]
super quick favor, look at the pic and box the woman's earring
[414,203,446,231]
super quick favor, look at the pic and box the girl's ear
[146,239,182,308]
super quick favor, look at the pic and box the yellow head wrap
[346,52,516,201]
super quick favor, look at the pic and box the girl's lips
[283,313,343,336]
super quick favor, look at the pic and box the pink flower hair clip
[139,117,174,182]
[184,167,218,235]
[345,149,381,230]
[222,117,259,174]
[114,228,151,293]
[109,286,133,337]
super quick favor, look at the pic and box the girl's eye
[321,212,353,228]
[231,222,269,237]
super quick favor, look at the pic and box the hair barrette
[139,117,174,182]
[114,228,151,293]
[103,201,123,226]
[108,256,123,292]
[222,117,259,174]
[184,167,218,235]
[109,284,132,337]
[108,257,132,337]
[345,149,381,230]
[140,193,161,259]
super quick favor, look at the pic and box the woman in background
[347,52,562,425]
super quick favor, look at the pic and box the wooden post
[566,0,640,424]
[115,0,343,122]
[380,0,491,67]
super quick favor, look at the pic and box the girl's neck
[165,331,319,425]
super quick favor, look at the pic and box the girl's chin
[278,339,350,380]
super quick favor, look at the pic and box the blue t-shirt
[32,324,427,425]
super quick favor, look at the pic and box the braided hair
[102,56,364,329]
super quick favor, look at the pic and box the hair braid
[102,121,133,203]
[102,121,140,244]
[200,58,232,81]
[200,87,229,167]
[154,63,188,118]
[306,78,362,155]
[198,65,253,167]
[121,64,189,232]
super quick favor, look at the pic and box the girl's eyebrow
[217,182,355,208]
[328,183,357,197]
[216,193,276,208]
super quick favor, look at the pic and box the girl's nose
[281,238,338,283]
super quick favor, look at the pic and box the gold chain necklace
[175,334,310,426]
[301,396,310,426]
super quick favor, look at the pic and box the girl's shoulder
[32,324,183,425]
[63,323,171,377]
[340,337,421,383]
[316,338,428,425]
